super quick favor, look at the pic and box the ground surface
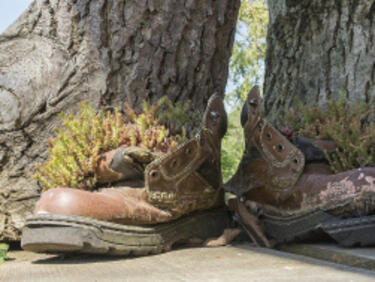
[2,243,375,282]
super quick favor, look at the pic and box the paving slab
[2,243,375,282]
[280,243,375,271]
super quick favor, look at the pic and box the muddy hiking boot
[225,86,375,247]
[21,94,231,256]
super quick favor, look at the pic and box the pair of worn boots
[22,87,375,256]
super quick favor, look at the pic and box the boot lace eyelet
[171,159,178,168]
[266,132,272,140]
[248,99,257,107]
[276,144,284,152]
[209,111,219,123]
[150,170,159,178]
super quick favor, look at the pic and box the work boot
[225,86,375,247]
[21,94,230,256]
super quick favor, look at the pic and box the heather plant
[157,98,199,136]
[283,93,375,173]
[34,98,194,191]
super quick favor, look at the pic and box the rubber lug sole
[321,215,375,247]
[262,211,375,247]
[21,208,230,256]
[261,210,336,243]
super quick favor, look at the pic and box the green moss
[283,92,375,173]
[34,98,195,191]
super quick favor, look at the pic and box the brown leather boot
[226,86,375,247]
[21,94,230,256]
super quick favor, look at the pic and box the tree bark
[0,0,240,241]
[264,0,375,122]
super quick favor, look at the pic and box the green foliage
[283,93,375,173]
[34,98,194,191]
[227,0,268,107]
[221,0,268,181]
[0,243,9,264]
[158,98,197,137]
[221,107,245,182]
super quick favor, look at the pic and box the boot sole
[21,208,230,256]
[262,209,336,243]
[262,210,375,247]
[321,215,375,247]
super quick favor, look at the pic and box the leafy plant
[221,107,245,182]
[283,93,375,173]
[0,243,9,264]
[34,98,195,191]
[221,1,269,181]
[226,0,268,107]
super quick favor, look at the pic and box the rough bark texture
[0,0,240,241]
[264,0,375,122]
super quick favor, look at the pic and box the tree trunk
[264,0,375,122]
[0,0,240,241]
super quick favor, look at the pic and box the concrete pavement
[281,243,375,271]
[2,243,375,282]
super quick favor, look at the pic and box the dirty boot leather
[226,86,375,247]
[21,94,230,256]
